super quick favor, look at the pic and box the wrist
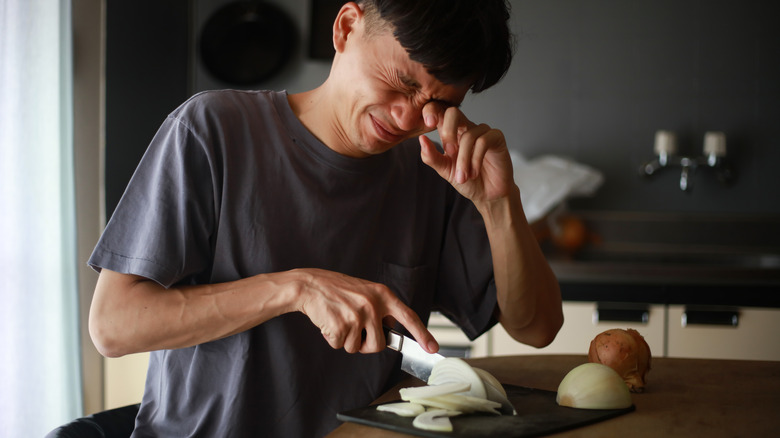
[476,184,526,229]
[276,268,312,315]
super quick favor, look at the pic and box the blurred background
[2,0,778,435]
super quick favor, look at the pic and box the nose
[389,99,424,132]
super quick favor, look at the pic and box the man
[88,1,563,436]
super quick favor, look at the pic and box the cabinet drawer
[491,302,665,356]
[427,312,490,358]
[667,305,780,361]
[105,352,149,409]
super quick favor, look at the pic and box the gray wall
[106,0,780,217]
[465,0,780,214]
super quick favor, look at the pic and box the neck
[287,85,362,158]
[287,87,324,133]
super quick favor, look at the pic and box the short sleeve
[88,114,217,288]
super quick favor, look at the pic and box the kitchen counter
[328,355,780,437]
[547,255,780,287]
[538,211,780,289]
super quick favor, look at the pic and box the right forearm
[90,266,438,358]
[89,269,301,357]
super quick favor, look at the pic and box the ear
[333,2,363,53]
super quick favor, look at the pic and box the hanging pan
[199,1,297,85]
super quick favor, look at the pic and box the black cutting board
[337,384,634,438]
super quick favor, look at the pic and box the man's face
[330,25,470,158]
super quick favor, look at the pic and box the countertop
[536,211,780,290]
[328,354,780,437]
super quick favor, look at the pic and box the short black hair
[358,0,514,93]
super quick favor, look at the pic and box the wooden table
[328,355,780,437]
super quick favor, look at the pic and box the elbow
[89,270,142,358]
[528,313,563,349]
[502,306,564,349]
[89,314,131,358]
[532,306,564,348]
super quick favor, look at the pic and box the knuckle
[475,135,490,151]
[459,129,477,146]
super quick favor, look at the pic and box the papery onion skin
[588,328,651,393]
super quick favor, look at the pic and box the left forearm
[416,103,562,346]
[476,184,563,348]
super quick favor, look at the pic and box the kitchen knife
[384,327,445,382]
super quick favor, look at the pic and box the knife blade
[384,327,445,382]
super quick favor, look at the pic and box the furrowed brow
[399,72,461,108]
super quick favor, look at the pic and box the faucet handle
[703,131,727,157]
[654,130,678,156]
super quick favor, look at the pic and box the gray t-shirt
[89,90,498,437]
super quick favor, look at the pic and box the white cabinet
[105,352,149,409]
[427,312,490,357]
[489,302,666,357]
[441,302,780,361]
[666,305,780,361]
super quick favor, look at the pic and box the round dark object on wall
[199,1,297,85]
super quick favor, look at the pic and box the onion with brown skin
[588,328,651,393]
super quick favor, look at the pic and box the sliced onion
[385,357,517,433]
[473,367,514,415]
[412,409,460,432]
[399,381,470,401]
[376,402,426,417]
[473,367,508,399]
[428,357,486,399]
[409,394,501,415]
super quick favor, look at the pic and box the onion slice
[384,357,517,433]
[375,402,426,417]
[428,358,486,399]
[474,367,515,415]
[409,394,502,415]
[399,382,471,401]
[412,409,461,432]
[473,367,508,399]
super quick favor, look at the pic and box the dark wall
[465,0,780,214]
[106,1,780,218]
[105,0,190,218]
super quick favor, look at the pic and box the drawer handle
[682,309,739,327]
[593,304,649,324]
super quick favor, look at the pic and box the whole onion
[588,328,651,393]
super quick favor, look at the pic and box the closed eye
[399,74,421,91]
[396,71,461,108]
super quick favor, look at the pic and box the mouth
[370,115,403,143]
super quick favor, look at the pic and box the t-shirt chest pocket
[378,262,436,323]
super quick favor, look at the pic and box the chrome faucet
[640,131,735,191]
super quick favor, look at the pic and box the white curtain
[0,0,83,435]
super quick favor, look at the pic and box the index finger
[439,106,476,148]
[386,300,439,354]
